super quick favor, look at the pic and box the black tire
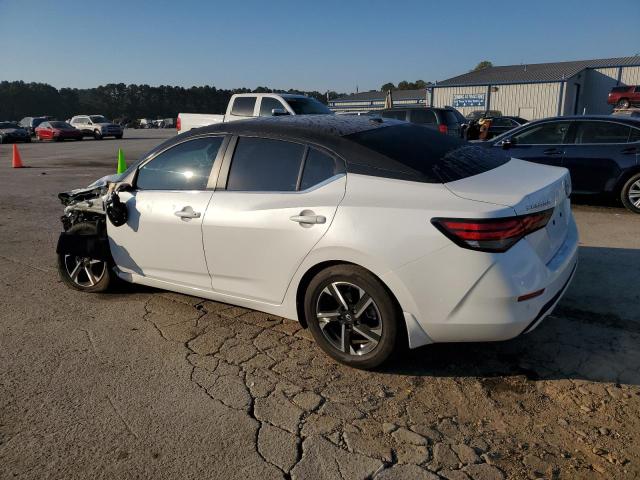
[25,137,31,143]
[93,130,103,140]
[57,222,112,293]
[304,264,400,369]
[115,134,123,139]
[76,137,83,141]
[621,173,640,214]
[616,98,630,109]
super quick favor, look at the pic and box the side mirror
[271,108,289,116]
[501,138,514,150]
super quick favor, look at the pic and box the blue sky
[1,0,638,93]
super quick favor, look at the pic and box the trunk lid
[445,158,571,263]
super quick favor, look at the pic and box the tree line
[0,81,347,122]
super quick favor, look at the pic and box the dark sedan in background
[482,116,640,213]
[0,122,31,143]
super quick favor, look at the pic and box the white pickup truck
[177,93,333,133]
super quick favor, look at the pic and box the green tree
[472,60,493,72]
[380,82,395,92]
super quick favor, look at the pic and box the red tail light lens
[431,208,554,252]
[176,117,181,132]
[438,124,448,134]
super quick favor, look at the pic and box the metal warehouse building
[330,56,640,120]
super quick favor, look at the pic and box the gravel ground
[1,129,639,480]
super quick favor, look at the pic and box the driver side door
[108,135,227,291]
[500,120,572,168]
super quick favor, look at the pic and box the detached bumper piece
[56,232,112,261]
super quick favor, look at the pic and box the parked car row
[0,115,124,143]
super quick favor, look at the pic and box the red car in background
[608,85,640,109]
[35,121,83,141]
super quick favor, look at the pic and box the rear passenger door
[202,137,346,304]
[562,120,633,194]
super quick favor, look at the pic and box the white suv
[69,115,123,140]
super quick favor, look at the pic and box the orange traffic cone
[12,144,24,168]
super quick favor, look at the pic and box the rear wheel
[616,98,630,109]
[57,222,112,292]
[621,173,640,214]
[304,265,400,369]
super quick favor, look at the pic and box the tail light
[431,208,554,252]
[438,124,448,134]
[176,117,181,132]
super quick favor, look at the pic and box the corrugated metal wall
[490,83,560,119]
[432,83,560,119]
[579,67,619,114]
[621,66,640,85]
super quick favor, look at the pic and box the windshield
[285,97,333,115]
[345,124,509,183]
[0,122,20,129]
[90,115,109,123]
[50,121,72,128]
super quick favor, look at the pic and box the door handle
[543,148,562,155]
[290,212,326,225]
[174,206,201,219]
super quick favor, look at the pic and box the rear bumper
[387,213,579,344]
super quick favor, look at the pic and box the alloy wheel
[64,255,106,288]
[628,179,640,208]
[315,281,383,356]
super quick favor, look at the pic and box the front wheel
[304,265,401,369]
[621,173,640,214]
[616,98,630,109]
[93,130,103,140]
[57,222,113,292]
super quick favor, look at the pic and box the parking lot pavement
[1,131,639,479]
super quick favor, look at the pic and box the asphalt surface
[1,129,639,480]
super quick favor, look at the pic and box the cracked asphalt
[1,130,639,480]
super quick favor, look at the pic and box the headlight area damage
[56,174,128,266]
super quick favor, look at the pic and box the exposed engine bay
[57,174,128,262]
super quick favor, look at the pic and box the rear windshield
[286,97,333,115]
[345,124,509,183]
[50,121,71,128]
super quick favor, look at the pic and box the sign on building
[452,93,486,108]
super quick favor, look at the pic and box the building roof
[436,56,640,86]
[331,89,427,103]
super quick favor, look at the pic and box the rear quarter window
[231,97,257,117]
[345,124,509,183]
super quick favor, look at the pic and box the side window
[227,137,305,192]
[512,121,571,145]
[634,86,640,93]
[300,149,344,190]
[136,137,223,191]
[259,97,287,116]
[231,97,257,117]
[575,122,631,144]
[630,128,640,143]
[411,110,437,125]
[490,117,511,127]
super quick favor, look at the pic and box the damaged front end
[56,174,126,263]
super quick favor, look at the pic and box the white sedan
[56,115,578,369]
